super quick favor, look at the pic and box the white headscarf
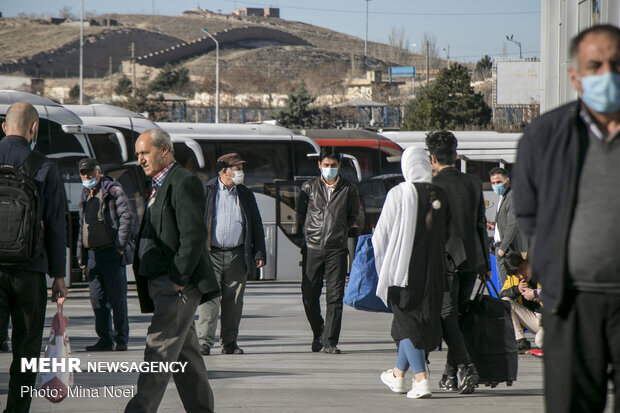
[373,146,432,305]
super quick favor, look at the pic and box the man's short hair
[569,24,620,60]
[5,102,39,132]
[148,129,174,155]
[504,252,526,276]
[425,130,457,166]
[319,146,342,163]
[489,167,508,178]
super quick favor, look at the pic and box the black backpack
[0,151,46,265]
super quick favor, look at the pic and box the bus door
[274,180,306,281]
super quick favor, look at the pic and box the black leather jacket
[298,176,360,251]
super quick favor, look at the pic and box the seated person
[499,253,543,352]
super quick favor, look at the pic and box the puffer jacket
[298,175,360,251]
[77,175,137,265]
[499,275,542,313]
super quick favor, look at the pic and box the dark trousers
[0,269,47,413]
[302,247,347,346]
[544,290,620,413]
[88,247,129,345]
[441,271,477,371]
[125,276,214,413]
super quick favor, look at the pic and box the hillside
[0,11,427,81]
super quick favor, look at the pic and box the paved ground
[0,281,565,413]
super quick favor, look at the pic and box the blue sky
[3,0,542,63]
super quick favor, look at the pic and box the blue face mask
[492,184,506,196]
[321,167,338,181]
[82,177,98,189]
[580,72,620,114]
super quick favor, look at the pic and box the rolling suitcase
[461,281,518,387]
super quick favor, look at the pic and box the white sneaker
[407,378,432,399]
[380,369,407,393]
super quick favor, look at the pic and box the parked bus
[379,130,522,222]
[0,91,135,286]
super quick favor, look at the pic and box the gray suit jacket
[496,186,527,254]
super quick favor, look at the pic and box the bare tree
[58,6,75,19]
[387,27,410,65]
[85,10,99,19]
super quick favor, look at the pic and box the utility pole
[364,0,370,57]
[109,56,113,97]
[425,40,429,86]
[79,0,84,104]
[131,43,136,97]
[203,29,219,124]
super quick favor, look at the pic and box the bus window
[196,141,218,183]
[335,147,379,179]
[88,133,124,165]
[36,119,86,155]
[173,142,200,174]
[294,141,319,177]
[380,152,402,175]
[218,141,292,193]
[466,160,501,190]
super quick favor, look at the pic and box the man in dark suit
[0,102,68,413]
[426,130,490,394]
[125,129,220,413]
[487,167,527,284]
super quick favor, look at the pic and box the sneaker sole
[380,375,407,394]
[407,391,432,399]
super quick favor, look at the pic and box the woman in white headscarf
[373,146,449,399]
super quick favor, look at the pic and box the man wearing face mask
[196,153,265,355]
[77,158,136,352]
[513,24,620,412]
[486,167,527,285]
[298,146,360,354]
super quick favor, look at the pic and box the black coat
[298,176,360,251]
[204,177,266,276]
[512,100,589,314]
[389,183,449,352]
[432,167,490,274]
[133,163,220,313]
[0,136,66,277]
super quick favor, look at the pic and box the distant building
[492,59,540,127]
[232,7,279,18]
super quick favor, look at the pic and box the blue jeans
[88,247,129,345]
[395,338,426,374]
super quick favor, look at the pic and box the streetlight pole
[506,34,522,59]
[79,0,84,104]
[203,29,219,124]
[442,46,450,67]
[364,0,370,57]
[425,40,429,86]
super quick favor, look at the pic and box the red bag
[39,299,73,403]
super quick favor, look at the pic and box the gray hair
[148,128,174,155]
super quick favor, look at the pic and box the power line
[218,0,539,16]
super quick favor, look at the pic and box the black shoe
[438,374,457,391]
[311,337,323,352]
[222,342,244,355]
[85,341,114,352]
[0,340,8,352]
[200,344,211,356]
[457,363,479,394]
[517,338,531,353]
[115,343,128,351]
[323,345,341,354]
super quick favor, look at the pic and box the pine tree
[402,64,491,130]
[273,85,319,128]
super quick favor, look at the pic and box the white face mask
[230,169,244,185]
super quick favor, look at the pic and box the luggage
[461,281,518,387]
[343,235,391,313]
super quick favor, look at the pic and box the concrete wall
[541,0,620,113]
[135,26,311,68]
